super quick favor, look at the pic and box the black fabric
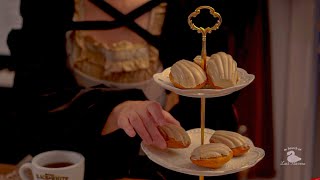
[171,93,239,132]
[67,0,163,44]
[67,0,162,31]
[68,0,164,48]
[88,0,161,48]
[0,55,14,70]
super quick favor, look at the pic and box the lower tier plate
[141,128,265,176]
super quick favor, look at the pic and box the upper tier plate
[153,67,255,98]
[141,128,265,177]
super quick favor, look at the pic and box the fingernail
[127,129,136,137]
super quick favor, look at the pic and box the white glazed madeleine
[206,52,239,89]
[169,60,207,89]
[158,124,191,148]
[209,130,250,156]
[193,55,210,67]
[190,143,233,169]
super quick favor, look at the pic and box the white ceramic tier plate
[153,67,255,98]
[141,128,264,177]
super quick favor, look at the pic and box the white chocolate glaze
[159,124,191,146]
[170,60,207,88]
[206,52,238,88]
[191,143,232,159]
[210,130,248,148]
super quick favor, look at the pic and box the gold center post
[187,6,222,180]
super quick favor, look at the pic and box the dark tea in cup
[43,162,74,168]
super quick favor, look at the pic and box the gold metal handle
[187,6,222,70]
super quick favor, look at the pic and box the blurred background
[0,0,319,180]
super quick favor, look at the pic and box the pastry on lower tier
[209,130,250,156]
[190,143,233,169]
[206,52,239,89]
[158,124,191,148]
[169,60,207,89]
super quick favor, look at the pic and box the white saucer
[153,67,255,98]
[141,128,265,177]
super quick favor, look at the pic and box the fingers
[128,112,153,145]
[117,116,136,137]
[140,112,167,149]
[146,102,166,125]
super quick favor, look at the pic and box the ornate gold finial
[188,6,222,71]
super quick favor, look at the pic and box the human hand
[101,100,180,149]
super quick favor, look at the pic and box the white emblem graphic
[280,147,305,166]
[287,150,301,163]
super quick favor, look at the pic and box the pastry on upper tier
[190,143,233,169]
[169,60,207,89]
[158,124,191,148]
[193,55,210,67]
[209,130,250,156]
[206,52,239,89]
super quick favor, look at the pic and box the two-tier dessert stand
[141,6,264,180]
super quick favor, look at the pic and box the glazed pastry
[193,55,210,67]
[209,130,250,156]
[158,124,191,148]
[169,60,207,89]
[190,143,233,169]
[206,52,239,89]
